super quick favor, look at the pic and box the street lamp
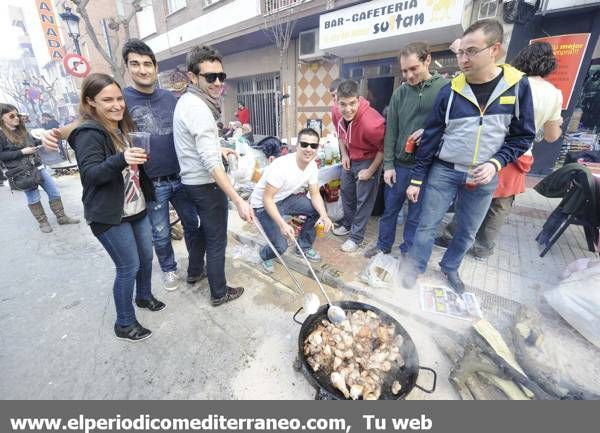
[59,6,81,55]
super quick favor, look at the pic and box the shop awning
[319,0,469,57]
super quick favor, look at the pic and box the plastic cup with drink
[465,167,478,190]
[128,132,151,160]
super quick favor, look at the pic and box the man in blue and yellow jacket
[404,19,535,293]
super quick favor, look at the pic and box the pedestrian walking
[173,45,253,307]
[331,79,385,252]
[68,73,165,342]
[0,103,79,232]
[403,19,535,293]
[363,42,449,259]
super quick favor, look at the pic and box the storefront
[296,0,470,135]
[507,1,600,174]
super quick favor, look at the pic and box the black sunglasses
[6,113,19,119]
[299,141,319,149]
[198,72,227,83]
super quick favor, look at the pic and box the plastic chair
[536,170,600,257]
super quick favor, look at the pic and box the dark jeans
[254,194,318,261]
[183,183,228,299]
[377,165,425,253]
[340,159,381,243]
[147,177,203,276]
[95,216,154,327]
[409,162,498,273]
[442,195,515,256]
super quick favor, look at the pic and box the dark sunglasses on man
[198,72,227,83]
[299,141,319,149]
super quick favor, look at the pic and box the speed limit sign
[63,53,91,78]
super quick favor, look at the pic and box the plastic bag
[229,244,262,265]
[231,153,256,184]
[325,198,344,223]
[544,260,600,349]
[360,253,400,288]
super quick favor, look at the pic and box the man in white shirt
[250,128,333,273]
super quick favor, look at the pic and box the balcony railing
[264,0,312,15]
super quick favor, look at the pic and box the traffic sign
[63,53,91,78]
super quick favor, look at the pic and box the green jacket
[383,72,449,169]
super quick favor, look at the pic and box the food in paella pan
[303,310,405,400]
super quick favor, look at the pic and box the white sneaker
[163,271,179,291]
[333,226,350,236]
[341,239,359,252]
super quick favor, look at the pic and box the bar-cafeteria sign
[36,0,65,61]
[530,33,590,110]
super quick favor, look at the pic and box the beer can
[316,221,325,237]
[405,137,416,153]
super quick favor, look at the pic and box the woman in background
[0,103,79,232]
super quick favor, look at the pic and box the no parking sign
[63,53,91,78]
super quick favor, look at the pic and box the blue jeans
[409,162,498,273]
[95,216,154,327]
[183,183,228,299]
[24,167,61,205]
[255,194,318,261]
[377,165,424,253]
[147,177,203,276]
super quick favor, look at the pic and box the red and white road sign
[63,53,91,78]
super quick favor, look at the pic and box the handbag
[5,157,42,192]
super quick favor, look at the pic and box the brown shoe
[28,201,53,233]
[49,198,80,225]
[210,286,244,307]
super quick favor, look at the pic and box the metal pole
[73,37,81,55]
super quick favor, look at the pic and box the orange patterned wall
[296,61,340,137]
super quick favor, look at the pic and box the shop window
[167,0,186,15]
[350,68,363,79]
[478,0,498,20]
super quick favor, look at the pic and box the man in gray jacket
[173,45,253,307]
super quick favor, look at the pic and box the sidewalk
[229,178,598,332]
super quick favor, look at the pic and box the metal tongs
[253,219,346,323]
[253,219,320,315]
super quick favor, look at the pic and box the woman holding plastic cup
[68,73,164,342]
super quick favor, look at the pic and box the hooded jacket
[332,97,385,161]
[384,73,449,169]
[68,120,154,225]
[410,64,535,186]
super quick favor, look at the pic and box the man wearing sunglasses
[403,19,535,293]
[249,128,333,273]
[173,45,253,307]
[332,79,385,252]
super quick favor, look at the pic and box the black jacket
[534,163,598,224]
[68,120,155,225]
[0,130,42,171]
